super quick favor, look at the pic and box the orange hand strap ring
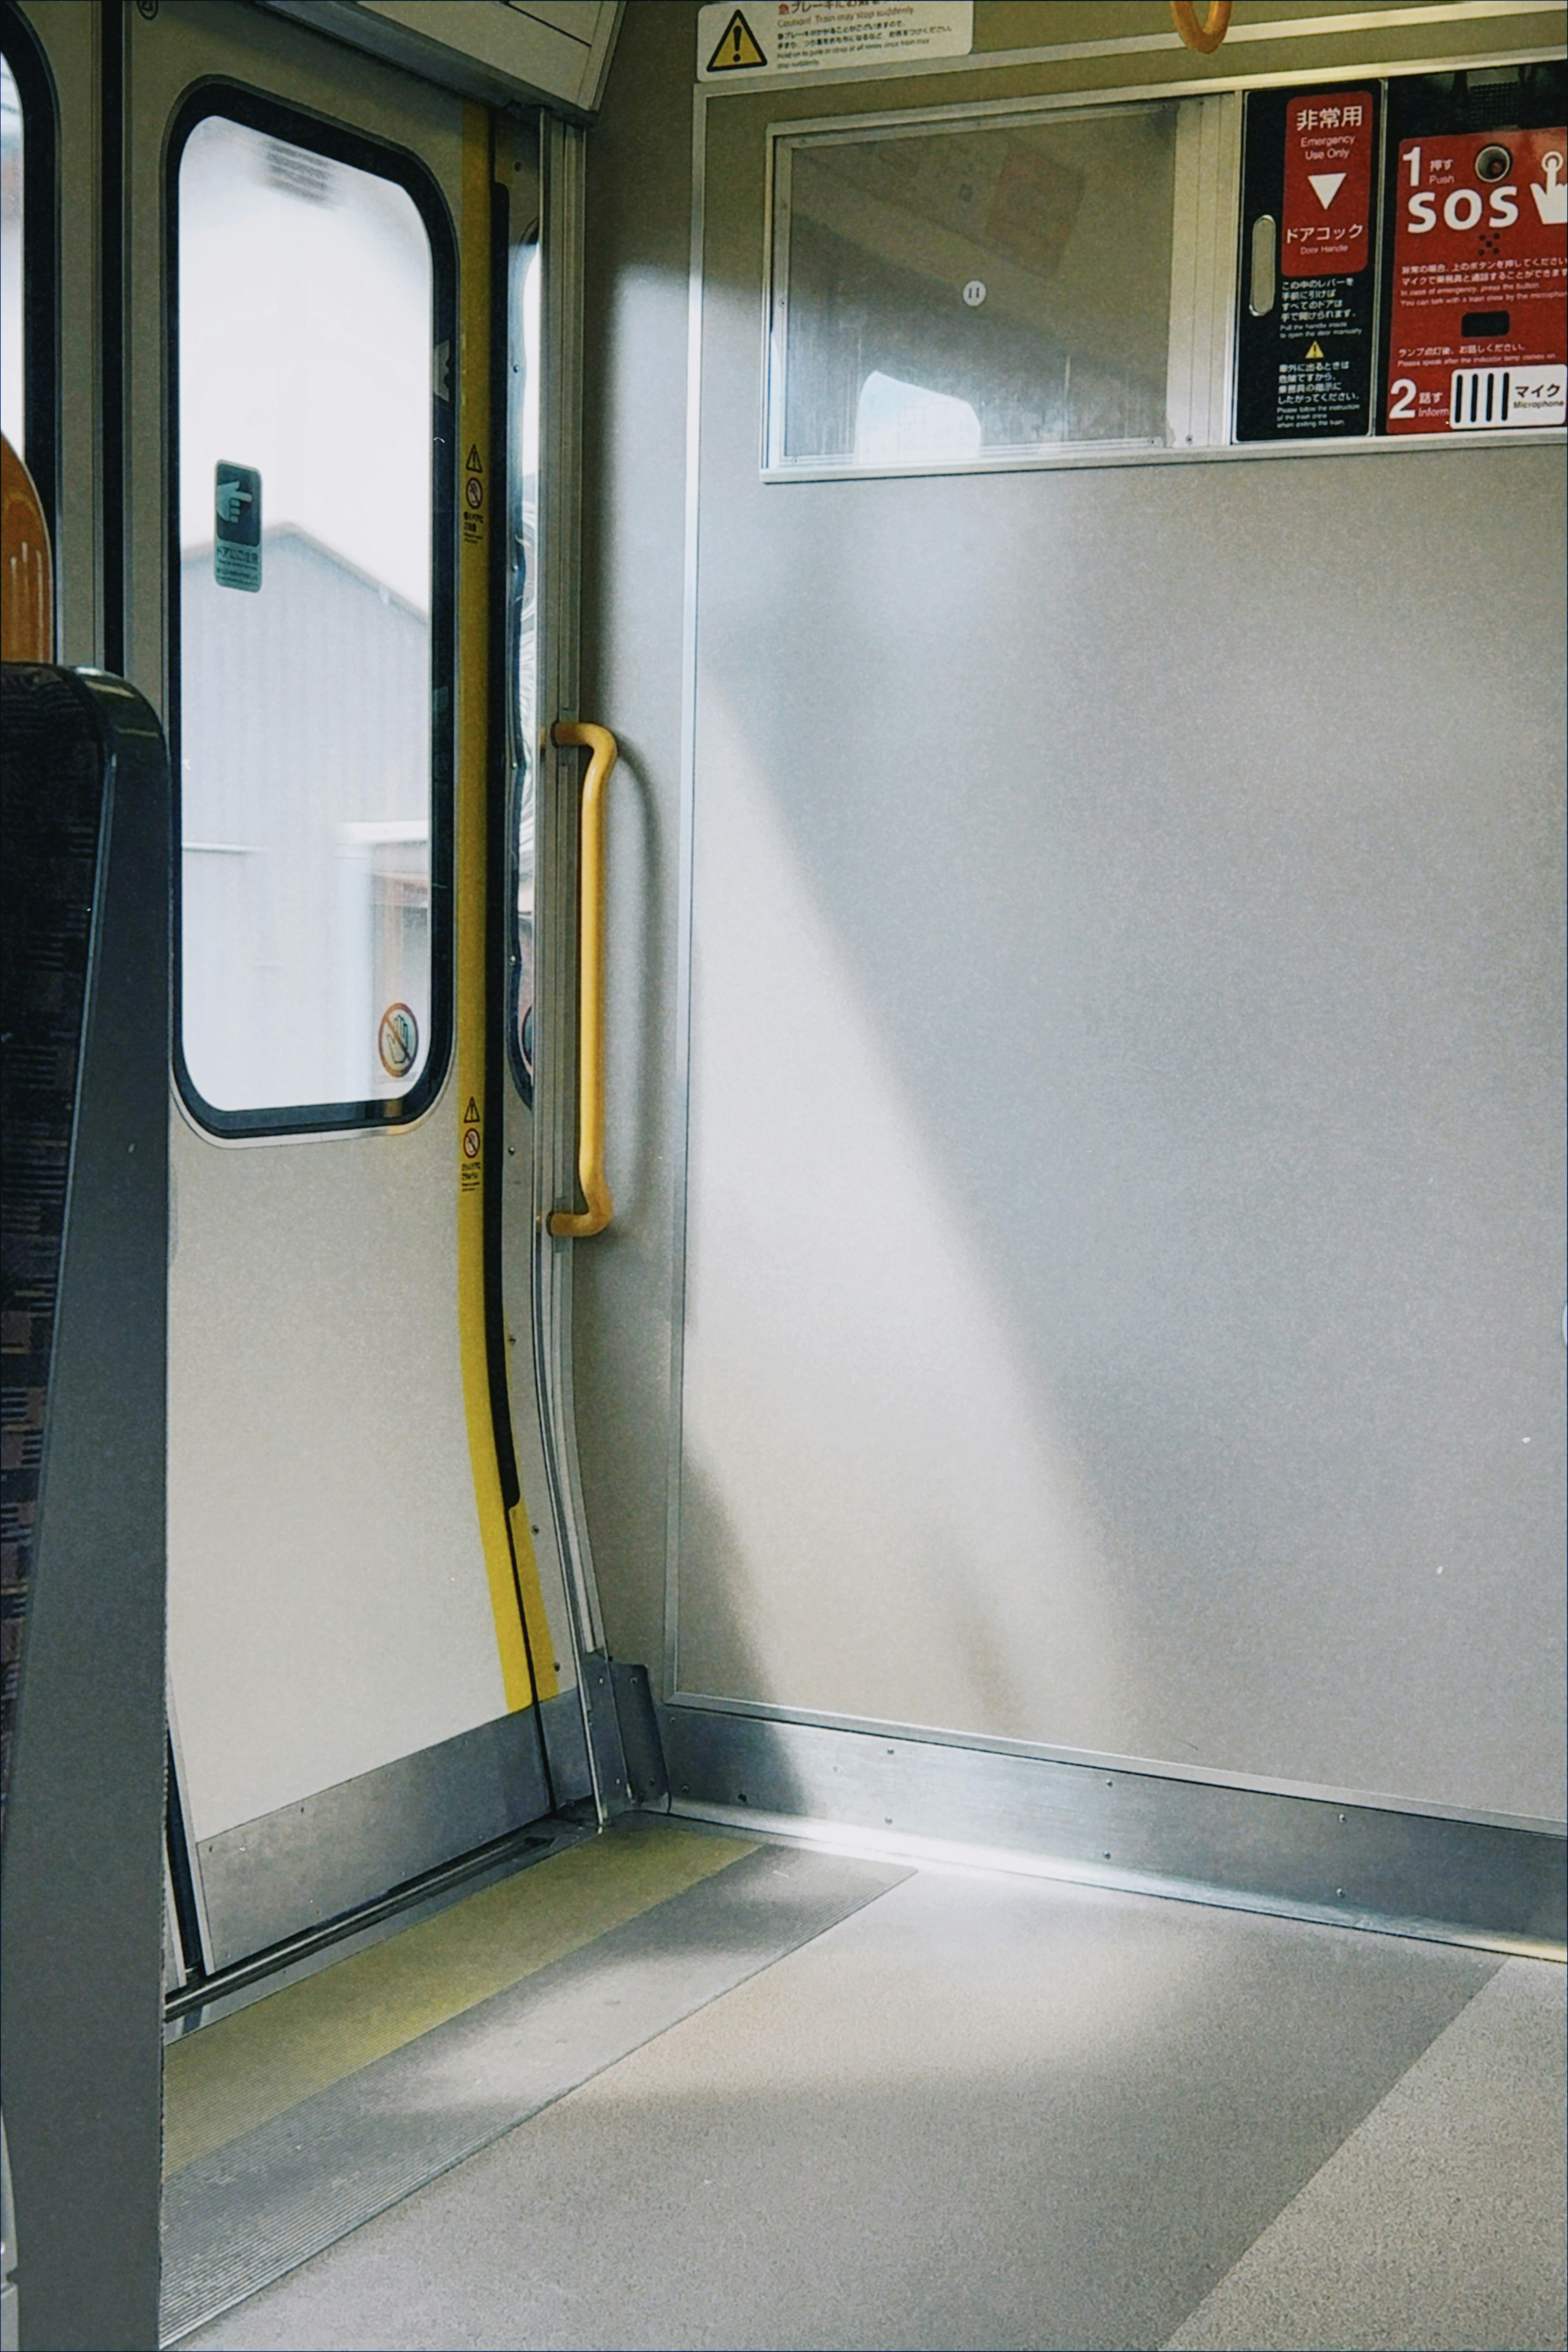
[1170,1,1232,53]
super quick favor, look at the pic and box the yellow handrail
[549,720,619,1239]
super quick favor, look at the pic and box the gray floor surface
[163,1848,907,2343]
[1166,1955,1566,2352]
[184,1859,1566,2352]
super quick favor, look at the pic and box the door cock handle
[549,721,618,1240]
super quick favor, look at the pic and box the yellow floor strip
[163,1820,754,2176]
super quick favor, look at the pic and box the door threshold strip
[167,1813,594,2038]
[160,1840,907,2344]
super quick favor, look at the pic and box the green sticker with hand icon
[214,462,261,590]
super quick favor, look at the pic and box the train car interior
[1,2,1565,2347]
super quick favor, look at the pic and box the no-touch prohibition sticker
[1386,127,1568,432]
[378,1003,419,1078]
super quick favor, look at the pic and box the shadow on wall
[672,678,1128,1750]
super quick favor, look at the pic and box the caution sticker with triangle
[706,7,766,71]
[696,2,972,83]
[463,441,485,542]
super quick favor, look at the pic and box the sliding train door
[100,0,581,1975]
[572,7,1566,1847]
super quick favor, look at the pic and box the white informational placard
[697,1,973,84]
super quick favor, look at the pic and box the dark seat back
[1,664,170,2352]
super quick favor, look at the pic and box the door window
[172,101,454,1130]
[1,18,56,520]
[1,51,23,452]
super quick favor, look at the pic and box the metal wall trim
[659,1708,1566,1957]
[529,110,643,1821]
[750,43,1568,133]
[196,1706,555,1973]
[699,3,1568,100]
[662,72,712,1722]
[531,111,621,1811]
[667,1692,1565,1836]
[536,1682,592,1806]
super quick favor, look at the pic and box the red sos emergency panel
[1236,61,1566,443]
[1387,130,1567,432]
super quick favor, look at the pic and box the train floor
[166,1811,1567,2352]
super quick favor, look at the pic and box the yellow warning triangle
[708,8,767,70]
[463,1097,481,1124]
[1305,340,1326,360]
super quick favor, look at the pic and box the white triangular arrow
[1308,172,1346,209]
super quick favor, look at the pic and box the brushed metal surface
[661,1706,1567,1953]
[197,1707,555,1972]
[530,114,620,1774]
[536,1682,593,1809]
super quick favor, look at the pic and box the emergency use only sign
[698,2,972,82]
[1384,127,1567,431]
[1235,87,1382,440]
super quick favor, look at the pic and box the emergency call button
[1385,128,1568,434]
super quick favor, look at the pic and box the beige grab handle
[548,721,618,1239]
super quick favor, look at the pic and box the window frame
[165,80,457,1140]
[1,0,61,539]
[762,95,1195,481]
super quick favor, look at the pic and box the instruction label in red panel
[1283,91,1375,278]
[1385,129,1567,432]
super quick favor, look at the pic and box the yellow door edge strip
[457,101,537,1713]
